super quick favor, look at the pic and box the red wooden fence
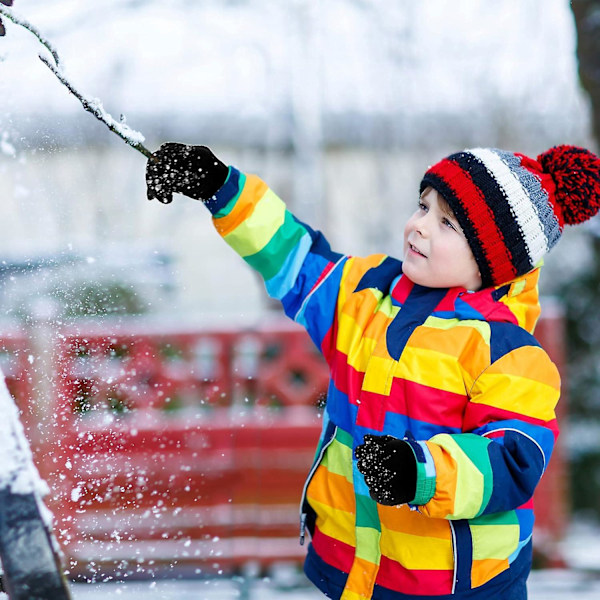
[0,313,568,579]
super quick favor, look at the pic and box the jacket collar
[391,268,542,334]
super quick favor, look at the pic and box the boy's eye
[442,217,457,231]
[418,200,428,211]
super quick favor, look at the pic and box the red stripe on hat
[428,160,517,285]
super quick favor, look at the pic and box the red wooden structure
[529,306,570,566]
[43,321,328,579]
[0,313,568,579]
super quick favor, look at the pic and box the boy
[146,143,600,599]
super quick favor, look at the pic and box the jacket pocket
[468,511,520,589]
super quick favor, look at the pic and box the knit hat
[420,145,600,288]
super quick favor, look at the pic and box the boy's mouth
[408,243,427,258]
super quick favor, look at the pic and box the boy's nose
[415,216,429,237]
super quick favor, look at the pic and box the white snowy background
[0,0,594,320]
[2,0,600,596]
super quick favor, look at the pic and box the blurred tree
[561,0,600,519]
[572,0,600,142]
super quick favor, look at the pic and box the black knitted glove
[0,0,14,37]
[355,434,417,506]
[146,143,229,204]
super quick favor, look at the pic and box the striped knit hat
[420,145,600,288]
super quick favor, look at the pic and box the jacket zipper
[299,425,338,545]
[449,520,458,594]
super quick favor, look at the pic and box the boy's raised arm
[145,143,348,358]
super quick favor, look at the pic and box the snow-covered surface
[59,521,600,597]
[62,571,600,599]
[0,368,57,557]
[528,570,600,599]
[561,519,600,573]
[0,373,49,498]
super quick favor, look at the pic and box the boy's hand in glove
[0,0,14,37]
[355,434,417,506]
[146,143,229,204]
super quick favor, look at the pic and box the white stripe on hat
[494,149,562,249]
[469,148,549,265]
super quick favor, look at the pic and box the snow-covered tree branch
[0,3,153,159]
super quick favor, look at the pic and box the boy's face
[403,187,482,290]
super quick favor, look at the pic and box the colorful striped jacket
[205,167,561,599]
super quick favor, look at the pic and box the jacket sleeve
[205,167,380,361]
[404,326,560,520]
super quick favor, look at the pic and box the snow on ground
[560,519,600,573]
[65,571,600,599]
[69,577,324,599]
[65,528,600,600]
[528,570,600,599]
[65,523,600,599]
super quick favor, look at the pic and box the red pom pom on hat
[537,145,600,225]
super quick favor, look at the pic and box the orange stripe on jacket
[213,175,269,237]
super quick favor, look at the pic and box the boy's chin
[401,265,431,287]
[402,268,458,289]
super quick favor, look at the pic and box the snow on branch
[38,55,151,157]
[0,5,153,159]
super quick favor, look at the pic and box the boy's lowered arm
[409,339,560,521]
